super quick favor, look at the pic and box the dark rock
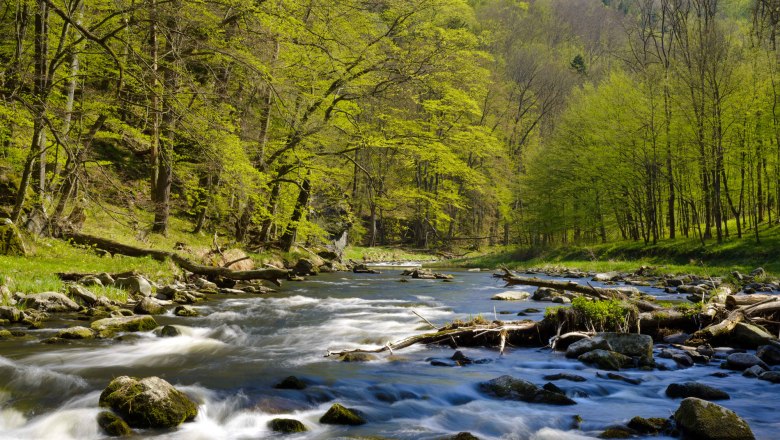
[724,353,769,371]
[627,416,669,434]
[269,418,307,433]
[319,403,365,425]
[603,372,642,385]
[729,323,773,348]
[292,259,318,276]
[542,382,564,394]
[156,325,181,338]
[274,376,307,390]
[446,433,479,440]
[479,375,575,405]
[672,352,695,368]
[543,373,587,382]
[99,376,198,429]
[758,371,780,383]
[674,397,755,440]
[338,352,377,362]
[663,333,691,344]
[742,365,766,378]
[97,411,134,436]
[756,344,780,365]
[578,349,632,371]
[598,427,634,439]
[599,332,653,359]
[665,382,730,400]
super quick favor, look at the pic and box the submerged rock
[543,373,587,382]
[578,349,633,371]
[274,376,307,390]
[269,418,307,433]
[319,403,366,425]
[97,411,134,436]
[99,376,198,429]
[665,382,730,400]
[673,397,754,440]
[91,315,158,338]
[479,375,576,405]
[446,433,480,440]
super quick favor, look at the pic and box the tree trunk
[280,176,311,252]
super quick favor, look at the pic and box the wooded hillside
[1,0,777,251]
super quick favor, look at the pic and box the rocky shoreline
[0,260,778,438]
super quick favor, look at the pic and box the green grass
[441,223,780,277]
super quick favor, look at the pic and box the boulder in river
[133,297,165,315]
[97,411,134,436]
[758,371,780,383]
[56,326,95,340]
[599,332,653,360]
[673,397,754,440]
[566,336,612,358]
[338,352,378,362]
[99,376,198,429]
[269,418,307,433]
[319,403,366,425]
[174,305,199,317]
[446,433,479,440]
[479,375,576,405]
[626,416,669,435]
[665,382,730,400]
[0,305,22,322]
[756,344,780,365]
[20,292,81,313]
[491,291,530,301]
[728,323,773,348]
[274,376,307,390]
[91,315,158,338]
[723,353,768,371]
[578,349,633,371]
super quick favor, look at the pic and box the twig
[412,310,437,329]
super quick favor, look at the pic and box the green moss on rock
[90,315,158,338]
[98,376,198,429]
[674,397,754,440]
[269,418,307,433]
[319,403,366,425]
[97,411,134,436]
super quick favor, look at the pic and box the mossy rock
[339,352,378,362]
[0,329,13,338]
[0,219,27,256]
[269,418,307,433]
[91,315,158,338]
[627,416,669,434]
[578,349,633,371]
[674,397,754,440]
[319,403,366,425]
[56,326,95,340]
[98,376,198,429]
[598,427,634,439]
[97,411,134,436]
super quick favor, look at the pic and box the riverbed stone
[134,297,165,315]
[491,291,530,301]
[673,397,755,440]
[599,332,653,359]
[723,353,768,371]
[99,376,198,429]
[155,325,182,338]
[97,411,134,436]
[578,349,633,371]
[114,275,152,297]
[543,373,587,382]
[91,315,158,338]
[627,416,669,434]
[67,284,98,306]
[57,326,95,340]
[758,371,780,383]
[598,427,634,438]
[446,433,479,440]
[742,365,766,378]
[756,344,780,365]
[665,382,730,400]
[20,292,81,313]
[174,305,199,317]
[269,418,307,433]
[566,336,612,358]
[274,376,307,390]
[729,323,773,348]
[479,375,575,405]
[319,403,366,425]
[338,352,378,362]
[0,218,27,256]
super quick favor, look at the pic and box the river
[0,268,777,439]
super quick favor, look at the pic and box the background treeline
[0,0,775,251]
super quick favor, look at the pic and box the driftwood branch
[325,321,538,357]
[499,268,627,300]
[64,232,289,284]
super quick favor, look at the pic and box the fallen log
[499,268,627,300]
[63,232,289,285]
[686,309,745,345]
[325,320,538,357]
[726,294,777,310]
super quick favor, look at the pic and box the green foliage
[570,297,638,332]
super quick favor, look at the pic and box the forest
[1,0,778,252]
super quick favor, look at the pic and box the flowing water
[0,268,777,439]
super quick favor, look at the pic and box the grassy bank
[439,225,780,277]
